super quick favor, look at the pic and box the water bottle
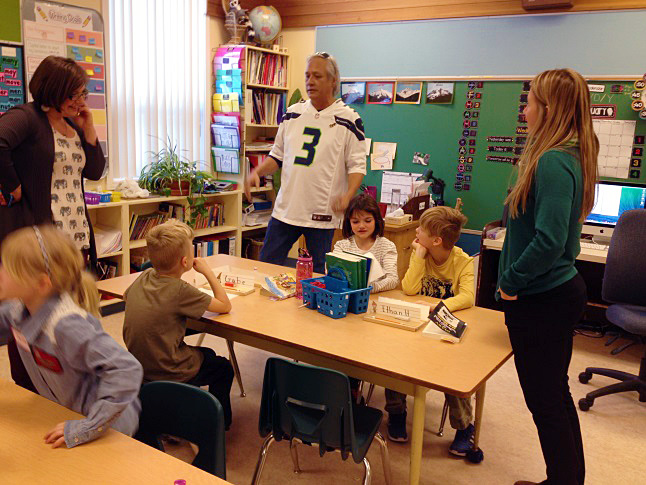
[295,248,313,299]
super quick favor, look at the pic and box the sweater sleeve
[442,259,475,312]
[401,251,427,295]
[0,107,33,193]
[370,238,399,293]
[498,152,576,296]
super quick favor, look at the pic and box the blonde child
[333,193,399,293]
[123,219,234,429]
[399,206,477,456]
[0,226,142,448]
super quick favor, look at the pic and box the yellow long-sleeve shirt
[401,246,475,312]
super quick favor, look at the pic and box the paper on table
[199,288,238,317]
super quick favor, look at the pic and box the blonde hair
[146,219,193,272]
[419,206,468,250]
[1,226,99,317]
[506,69,599,222]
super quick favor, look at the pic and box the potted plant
[138,138,215,227]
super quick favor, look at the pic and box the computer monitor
[582,181,646,243]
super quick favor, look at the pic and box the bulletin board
[21,0,109,170]
[0,43,26,114]
[349,79,646,231]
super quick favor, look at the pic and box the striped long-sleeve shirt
[333,236,399,293]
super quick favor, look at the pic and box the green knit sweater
[498,148,583,297]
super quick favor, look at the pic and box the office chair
[251,357,393,485]
[578,209,646,411]
[134,381,227,479]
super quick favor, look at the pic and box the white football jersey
[269,99,366,229]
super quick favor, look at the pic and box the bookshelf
[84,190,272,277]
[212,44,289,258]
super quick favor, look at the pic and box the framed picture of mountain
[366,82,394,104]
[426,82,455,104]
[395,81,422,104]
[341,81,366,104]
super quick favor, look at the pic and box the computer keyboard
[580,241,608,251]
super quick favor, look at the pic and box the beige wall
[280,27,316,101]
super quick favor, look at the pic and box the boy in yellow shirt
[396,206,477,459]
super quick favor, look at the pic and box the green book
[325,252,366,290]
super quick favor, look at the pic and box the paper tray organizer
[301,267,372,319]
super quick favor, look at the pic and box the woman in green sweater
[498,69,598,485]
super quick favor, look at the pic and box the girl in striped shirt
[333,193,399,293]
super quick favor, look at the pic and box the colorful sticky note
[79,35,87,42]
[72,46,79,52]
[67,32,75,39]
[94,66,101,73]
[75,55,82,61]
[89,38,96,45]
[86,69,94,76]
[94,84,103,91]
[95,50,102,58]
[85,56,92,62]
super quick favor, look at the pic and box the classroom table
[0,378,231,484]
[97,255,513,485]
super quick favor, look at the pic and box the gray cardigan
[0,102,106,250]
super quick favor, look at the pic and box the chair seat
[606,304,646,336]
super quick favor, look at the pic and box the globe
[249,5,282,44]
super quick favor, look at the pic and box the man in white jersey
[245,52,366,273]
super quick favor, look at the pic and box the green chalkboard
[351,80,646,231]
[0,0,21,43]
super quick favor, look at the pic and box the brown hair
[342,193,384,239]
[29,56,88,112]
[1,226,99,317]
[146,219,193,273]
[506,69,599,222]
[419,206,467,250]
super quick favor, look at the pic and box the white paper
[1,47,17,56]
[594,120,636,179]
[371,142,397,171]
[380,171,422,204]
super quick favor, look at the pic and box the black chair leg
[580,367,635,383]
[579,379,646,411]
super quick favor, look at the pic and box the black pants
[503,273,586,485]
[186,347,234,429]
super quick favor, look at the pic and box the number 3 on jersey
[294,127,322,166]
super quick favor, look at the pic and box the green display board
[0,0,22,43]
[351,80,646,230]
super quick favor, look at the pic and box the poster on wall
[0,43,26,115]
[22,0,109,172]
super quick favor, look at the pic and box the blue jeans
[260,217,335,274]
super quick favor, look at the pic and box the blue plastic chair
[579,209,646,410]
[251,357,392,485]
[134,381,227,479]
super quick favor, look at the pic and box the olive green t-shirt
[123,268,212,382]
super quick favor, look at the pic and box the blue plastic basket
[301,267,372,319]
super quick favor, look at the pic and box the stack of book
[325,250,385,290]
[193,202,224,229]
[129,210,170,241]
[247,50,287,87]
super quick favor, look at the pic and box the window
[105,0,207,181]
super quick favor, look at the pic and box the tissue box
[384,214,413,225]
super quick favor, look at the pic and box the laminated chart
[0,44,26,115]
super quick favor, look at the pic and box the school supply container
[301,267,372,319]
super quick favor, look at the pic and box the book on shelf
[423,301,468,343]
[93,224,123,256]
[247,50,287,87]
[96,260,118,280]
[248,90,286,125]
[192,202,224,229]
[194,235,237,257]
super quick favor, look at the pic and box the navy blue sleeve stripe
[334,116,365,141]
[282,112,301,121]
[267,154,282,168]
